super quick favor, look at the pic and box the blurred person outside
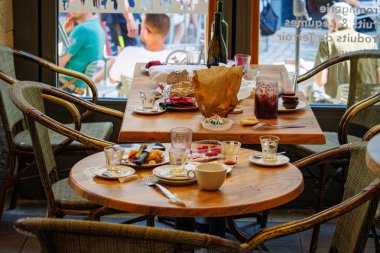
[59,12,105,95]
[109,14,171,83]
[314,1,379,100]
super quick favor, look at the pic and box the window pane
[259,0,380,105]
[58,0,208,99]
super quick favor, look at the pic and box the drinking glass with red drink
[254,80,278,119]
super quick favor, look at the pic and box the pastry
[240,117,259,126]
[282,95,299,109]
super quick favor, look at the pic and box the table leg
[208,217,226,238]
[175,217,195,232]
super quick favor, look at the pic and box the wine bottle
[207,12,228,68]
[211,0,228,48]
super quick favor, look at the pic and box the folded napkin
[169,97,195,107]
[159,97,195,108]
[118,174,139,183]
[169,194,192,207]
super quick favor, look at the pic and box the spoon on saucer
[253,151,286,159]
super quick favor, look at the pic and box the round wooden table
[69,148,304,218]
[366,134,380,177]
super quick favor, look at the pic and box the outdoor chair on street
[0,46,118,222]
[14,142,380,253]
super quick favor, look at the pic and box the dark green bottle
[211,0,228,48]
[207,12,227,68]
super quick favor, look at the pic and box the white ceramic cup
[188,163,227,191]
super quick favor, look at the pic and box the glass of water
[170,127,193,150]
[259,136,280,162]
[104,145,124,172]
[169,148,189,174]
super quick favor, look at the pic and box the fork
[142,174,176,200]
[252,122,306,129]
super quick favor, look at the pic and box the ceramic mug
[188,163,227,191]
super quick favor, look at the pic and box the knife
[135,145,152,165]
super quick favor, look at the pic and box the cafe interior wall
[6,0,347,208]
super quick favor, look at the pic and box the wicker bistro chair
[13,143,380,253]
[6,80,124,219]
[7,80,154,224]
[0,46,116,221]
[290,49,380,157]
[283,50,380,252]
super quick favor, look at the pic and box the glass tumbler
[104,145,124,172]
[234,54,251,76]
[281,71,297,96]
[260,136,280,162]
[222,141,241,166]
[170,127,193,150]
[254,80,279,119]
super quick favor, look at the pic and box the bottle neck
[217,0,223,14]
[213,13,222,35]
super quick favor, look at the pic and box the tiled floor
[0,200,376,253]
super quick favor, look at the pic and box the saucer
[248,154,290,167]
[134,105,166,115]
[153,165,194,181]
[278,99,306,113]
[90,166,135,179]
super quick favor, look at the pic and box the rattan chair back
[297,49,380,143]
[15,217,242,253]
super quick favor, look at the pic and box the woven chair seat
[14,122,113,151]
[285,132,361,157]
[52,178,101,210]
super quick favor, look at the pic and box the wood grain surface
[366,134,380,177]
[118,64,325,145]
[69,147,304,217]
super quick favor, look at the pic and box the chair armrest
[242,179,380,251]
[42,94,82,153]
[293,144,350,169]
[363,124,380,142]
[338,92,380,144]
[45,84,124,119]
[28,107,113,149]
[12,48,98,120]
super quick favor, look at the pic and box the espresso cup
[188,163,227,191]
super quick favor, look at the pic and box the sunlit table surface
[118,63,326,145]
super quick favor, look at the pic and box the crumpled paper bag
[193,66,243,118]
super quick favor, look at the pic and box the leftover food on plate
[240,116,259,126]
[145,60,162,69]
[281,95,299,109]
[128,149,163,164]
[201,115,233,131]
[191,140,223,161]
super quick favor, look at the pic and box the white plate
[248,154,290,167]
[90,166,135,179]
[153,165,195,181]
[133,105,166,115]
[278,99,307,113]
[154,176,197,186]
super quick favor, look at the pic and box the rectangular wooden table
[118,64,326,144]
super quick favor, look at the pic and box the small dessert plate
[278,99,307,113]
[134,105,166,115]
[248,154,290,167]
[90,166,135,179]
